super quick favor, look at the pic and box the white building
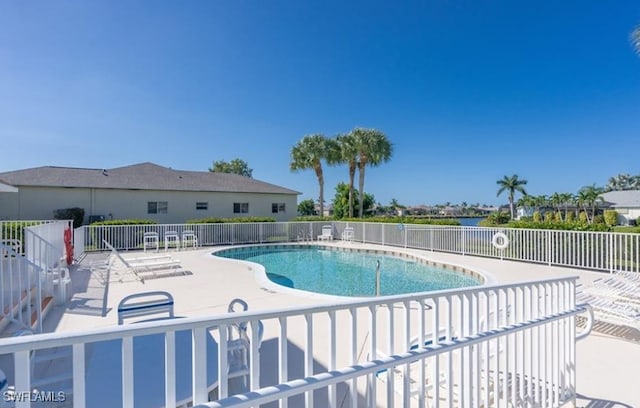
[602,190,640,226]
[0,162,300,223]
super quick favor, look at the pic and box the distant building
[0,162,300,223]
[602,190,640,225]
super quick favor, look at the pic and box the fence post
[547,230,552,266]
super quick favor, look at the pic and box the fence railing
[75,221,640,273]
[0,277,586,408]
[0,221,70,334]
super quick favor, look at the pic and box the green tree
[297,199,316,216]
[290,135,339,217]
[336,132,359,218]
[496,174,528,219]
[331,182,375,219]
[352,128,393,218]
[209,158,253,177]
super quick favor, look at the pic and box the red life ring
[63,227,74,266]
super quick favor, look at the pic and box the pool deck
[45,242,640,407]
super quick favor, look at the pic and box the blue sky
[1,1,639,207]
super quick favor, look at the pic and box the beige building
[0,163,299,223]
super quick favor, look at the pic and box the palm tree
[516,194,536,218]
[336,132,359,218]
[577,184,604,223]
[352,128,393,218]
[558,192,573,220]
[550,192,563,215]
[632,25,640,55]
[290,134,339,217]
[496,174,528,219]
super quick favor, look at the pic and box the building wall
[0,187,297,223]
[616,207,640,225]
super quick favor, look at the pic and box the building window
[233,202,249,214]
[196,202,208,210]
[272,203,286,213]
[148,201,168,214]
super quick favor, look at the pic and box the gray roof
[601,190,640,208]
[0,179,18,193]
[0,163,300,195]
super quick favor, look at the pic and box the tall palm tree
[558,192,573,220]
[550,192,563,215]
[632,25,640,55]
[577,184,604,223]
[336,132,359,218]
[290,134,339,217]
[496,174,528,219]
[353,128,393,218]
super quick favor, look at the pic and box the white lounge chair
[576,289,640,326]
[102,240,182,283]
[317,225,333,241]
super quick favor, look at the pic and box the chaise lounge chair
[102,240,182,283]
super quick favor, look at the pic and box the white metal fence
[0,277,588,408]
[75,221,640,273]
[0,221,70,334]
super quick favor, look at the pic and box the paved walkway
[47,242,640,407]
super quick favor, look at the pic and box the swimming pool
[215,245,482,297]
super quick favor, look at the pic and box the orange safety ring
[63,227,74,266]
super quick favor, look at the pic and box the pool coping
[210,242,496,301]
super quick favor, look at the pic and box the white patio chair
[226,298,264,393]
[181,230,198,250]
[317,225,333,241]
[143,232,159,252]
[164,231,180,251]
[117,291,175,324]
[341,227,355,242]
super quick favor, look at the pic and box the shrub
[554,212,563,223]
[603,210,618,226]
[544,212,554,222]
[294,216,335,222]
[339,216,460,226]
[187,216,275,224]
[479,212,511,226]
[508,220,611,232]
[578,212,588,224]
[91,219,157,226]
[53,207,85,228]
[532,211,542,222]
[565,212,575,222]
[593,214,605,225]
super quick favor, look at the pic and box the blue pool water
[216,246,481,297]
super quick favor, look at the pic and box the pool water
[216,246,481,297]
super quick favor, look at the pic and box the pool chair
[102,240,182,283]
[371,328,453,403]
[117,291,175,324]
[341,227,355,242]
[576,289,640,327]
[317,225,334,241]
[226,298,265,393]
